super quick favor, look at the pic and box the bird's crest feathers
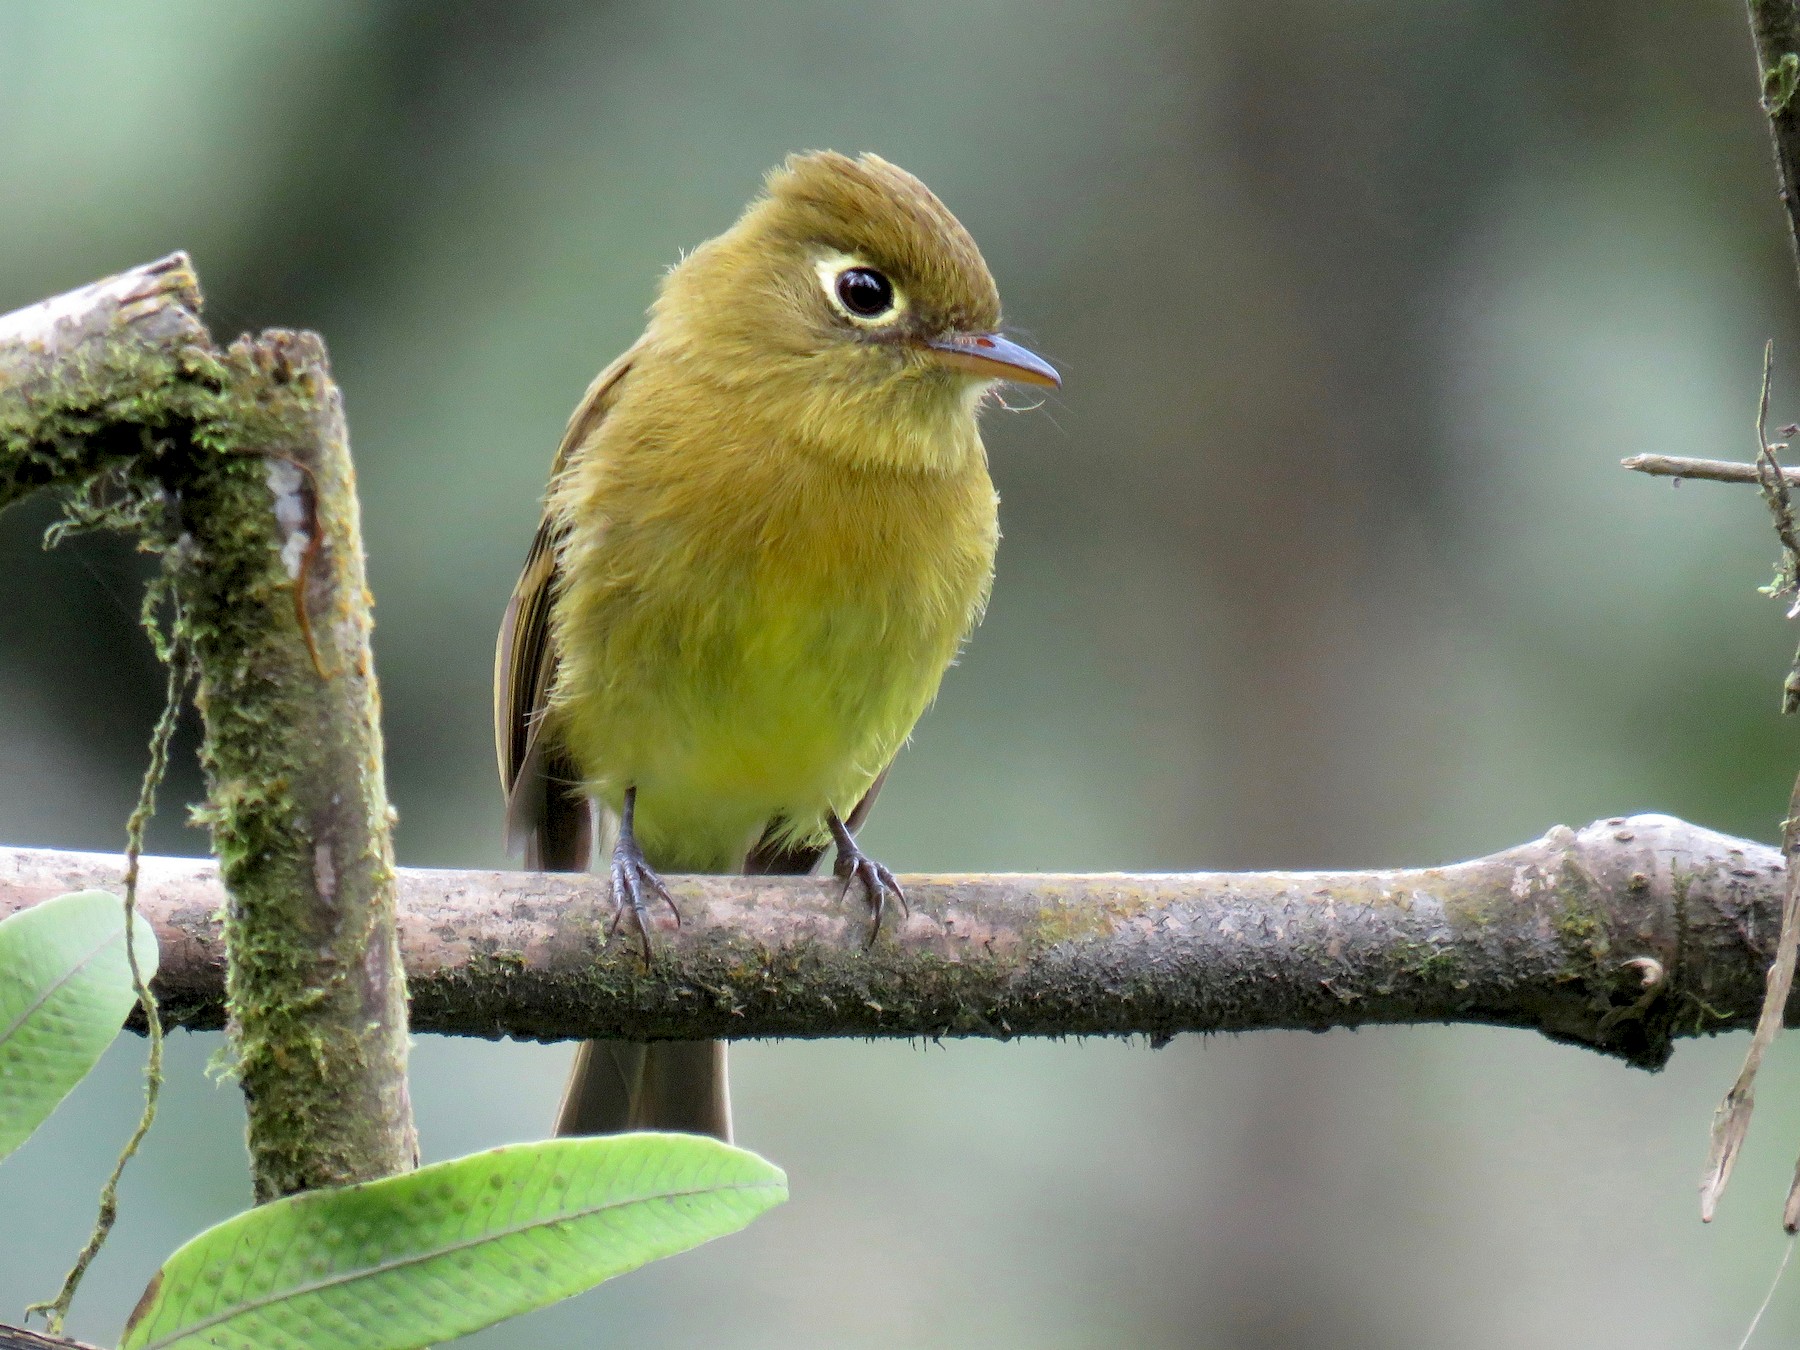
[752,150,1002,335]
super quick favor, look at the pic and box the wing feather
[495,347,639,864]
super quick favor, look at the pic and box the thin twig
[0,1324,107,1350]
[25,639,183,1331]
[1754,341,1800,715]
[1622,453,1800,485]
[1698,343,1800,1225]
[1737,1234,1797,1350]
[1704,837,1800,1222]
[1755,342,1800,565]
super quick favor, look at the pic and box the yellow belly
[549,447,997,873]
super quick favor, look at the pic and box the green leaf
[0,889,157,1161]
[121,1132,788,1350]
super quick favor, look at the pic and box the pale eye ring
[835,266,894,318]
[818,256,904,324]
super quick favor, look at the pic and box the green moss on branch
[0,258,415,1201]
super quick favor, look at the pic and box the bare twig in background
[1702,757,1800,1222]
[1749,341,1800,1229]
[1754,343,1800,563]
[1737,1235,1798,1350]
[0,257,415,1201]
[1670,0,1800,1229]
[0,1323,105,1350]
[1697,342,1800,1223]
[0,814,1789,1067]
[1622,453,1800,486]
[1750,341,1800,717]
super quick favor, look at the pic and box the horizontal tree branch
[0,814,1787,1070]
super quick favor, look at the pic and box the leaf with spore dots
[0,889,158,1161]
[120,1133,787,1350]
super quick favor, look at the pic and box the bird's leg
[608,786,680,960]
[827,809,906,944]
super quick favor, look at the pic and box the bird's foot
[608,788,679,960]
[829,811,906,945]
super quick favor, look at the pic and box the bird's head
[648,151,1058,472]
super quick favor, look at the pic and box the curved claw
[607,787,680,962]
[828,810,905,947]
[608,849,681,960]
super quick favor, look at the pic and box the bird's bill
[924,332,1061,388]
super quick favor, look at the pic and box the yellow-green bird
[496,151,1059,1140]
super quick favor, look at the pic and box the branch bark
[0,1324,105,1350]
[0,257,414,1200]
[0,814,1786,1070]
[0,254,208,511]
[1622,452,1800,485]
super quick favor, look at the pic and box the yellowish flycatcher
[496,151,1058,1139]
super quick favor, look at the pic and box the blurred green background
[5,1,1800,1346]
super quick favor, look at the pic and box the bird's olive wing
[495,347,639,864]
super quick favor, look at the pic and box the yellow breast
[546,375,998,872]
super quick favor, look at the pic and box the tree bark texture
[0,814,1785,1071]
[0,256,415,1200]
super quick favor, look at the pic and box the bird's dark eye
[835,267,894,318]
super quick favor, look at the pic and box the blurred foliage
[6,1,1800,1346]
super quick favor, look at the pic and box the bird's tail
[535,773,733,1142]
[554,1040,732,1139]
[548,775,884,1141]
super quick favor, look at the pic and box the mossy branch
[0,814,1787,1071]
[0,257,415,1201]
